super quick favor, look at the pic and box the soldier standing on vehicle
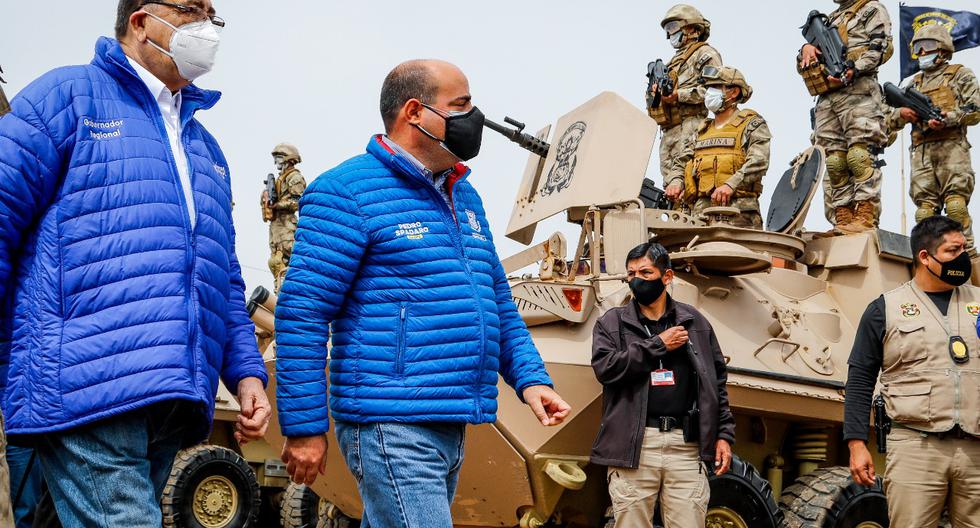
[650,5,723,205]
[844,216,980,527]
[591,241,734,528]
[799,0,892,235]
[263,143,307,291]
[888,25,980,250]
[669,66,770,229]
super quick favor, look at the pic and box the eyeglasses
[663,20,683,34]
[914,39,941,54]
[141,0,225,28]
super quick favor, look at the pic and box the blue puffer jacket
[275,136,553,437]
[0,38,267,437]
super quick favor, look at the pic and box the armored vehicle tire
[280,483,324,528]
[780,466,888,528]
[162,445,260,528]
[707,455,783,528]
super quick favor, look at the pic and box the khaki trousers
[884,427,980,527]
[0,410,14,527]
[607,429,708,528]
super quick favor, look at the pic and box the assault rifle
[801,10,851,82]
[646,59,674,109]
[883,82,945,124]
[262,173,277,221]
[484,117,551,158]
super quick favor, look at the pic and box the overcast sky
[3,1,980,292]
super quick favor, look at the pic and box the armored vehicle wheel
[280,483,327,528]
[707,455,783,528]
[162,445,260,528]
[780,466,888,528]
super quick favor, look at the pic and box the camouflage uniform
[807,0,892,232]
[671,66,771,229]
[0,411,13,527]
[0,85,9,117]
[888,26,980,248]
[649,6,723,190]
[264,144,307,291]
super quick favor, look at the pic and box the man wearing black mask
[845,215,980,527]
[591,241,734,527]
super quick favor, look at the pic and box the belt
[899,424,978,441]
[647,416,682,432]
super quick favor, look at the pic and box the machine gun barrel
[883,82,945,124]
[484,117,551,158]
[801,10,850,81]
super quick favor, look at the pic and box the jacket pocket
[887,382,932,423]
[395,302,408,376]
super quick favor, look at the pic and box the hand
[801,44,821,68]
[522,385,571,426]
[665,182,684,202]
[282,435,328,485]
[650,82,659,96]
[848,439,876,486]
[261,190,271,206]
[658,326,689,351]
[828,68,854,85]
[713,439,732,475]
[662,92,679,105]
[899,107,919,123]
[235,377,271,445]
[711,184,734,206]
[928,118,945,130]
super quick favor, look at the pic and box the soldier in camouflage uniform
[670,66,771,229]
[889,25,980,249]
[650,5,723,205]
[263,143,307,291]
[800,0,892,234]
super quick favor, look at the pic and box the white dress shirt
[127,57,196,228]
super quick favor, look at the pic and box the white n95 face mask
[704,87,726,113]
[146,12,221,82]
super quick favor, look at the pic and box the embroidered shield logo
[967,303,980,317]
[465,210,481,233]
[901,303,920,318]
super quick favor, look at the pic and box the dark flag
[900,5,980,80]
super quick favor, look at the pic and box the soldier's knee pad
[846,144,874,182]
[826,150,850,188]
[915,204,937,224]
[945,196,972,227]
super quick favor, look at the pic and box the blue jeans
[7,445,43,528]
[34,400,195,528]
[335,421,466,528]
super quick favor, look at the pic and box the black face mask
[927,251,972,286]
[629,277,667,306]
[415,104,485,161]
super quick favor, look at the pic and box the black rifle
[801,10,851,82]
[484,117,551,158]
[264,173,278,206]
[873,393,891,453]
[646,59,674,109]
[883,82,945,124]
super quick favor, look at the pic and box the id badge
[651,369,675,386]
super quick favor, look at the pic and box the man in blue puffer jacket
[0,1,270,526]
[275,59,572,527]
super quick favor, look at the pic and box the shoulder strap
[672,42,708,69]
[943,63,964,82]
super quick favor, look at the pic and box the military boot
[815,206,855,238]
[838,201,876,234]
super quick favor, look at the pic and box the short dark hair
[379,61,438,132]
[910,215,963,267]
[626,241,672,273]
[116,0,143,39]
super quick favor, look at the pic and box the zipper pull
[400,307,407,320]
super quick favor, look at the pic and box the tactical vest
[881,281,980,436]
[683,110,762,200]
[649,42,710,129]
[911,64,965,146]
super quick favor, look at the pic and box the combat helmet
[271,143,302,165]
[911,24,955,55]
[701,65,753,103]
[661,4,711,41]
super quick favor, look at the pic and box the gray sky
[3,1,980,292]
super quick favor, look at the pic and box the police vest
[648,42,710,129]
[911,64,965,146]
[881,281,980,436]
[683,110,762,199]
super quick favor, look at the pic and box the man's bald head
[379,60,465,132]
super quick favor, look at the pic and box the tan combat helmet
[701,65,753,103]
[911,23,955,55]
[271,143,302,165]
[661,4,711,41]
